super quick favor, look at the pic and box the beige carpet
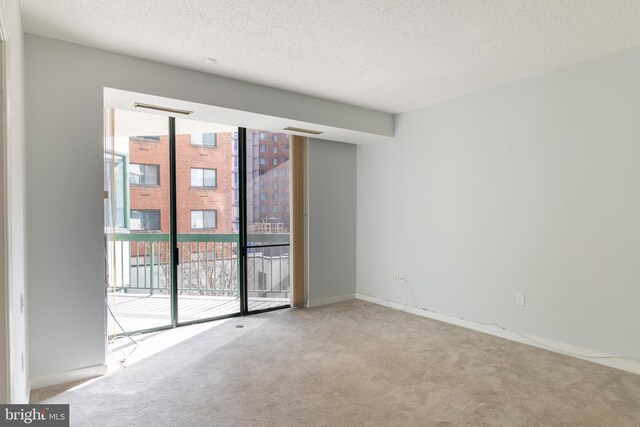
[37,300,640,426]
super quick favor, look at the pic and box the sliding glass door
[174,118,241,323]
[105,109,173,335]
[243,129,291,312]
[105,110,291,337]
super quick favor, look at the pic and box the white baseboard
[306,293,356,307]
[30,364,108,390]
[355,293,640,376]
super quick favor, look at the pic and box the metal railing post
[150,242,155,295]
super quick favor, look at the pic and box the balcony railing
[106,233,290,298]
[248,223,285,233]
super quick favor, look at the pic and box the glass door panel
[245,130,291,312]
[105,109,172,335]
[174,118,241,322]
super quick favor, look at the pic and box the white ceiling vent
[134,102,193,115]
[283,126,323,135]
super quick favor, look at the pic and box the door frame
[0,2,30,403]
[0,20,8,404]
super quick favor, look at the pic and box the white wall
[306,138,356,305]
[24,34,389,381]
[357,45,640,359]
[0,33,5,405]
[0,0,28,403]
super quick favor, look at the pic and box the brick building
[247,130,290,232]
[127,130,290,235]
[128,132,234,234]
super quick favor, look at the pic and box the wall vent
[283,126,323,135]
[134,102,193,115]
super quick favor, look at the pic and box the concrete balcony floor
[107,292,289,335]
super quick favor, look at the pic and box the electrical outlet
[516,292,526,306]
[394,273,399,282]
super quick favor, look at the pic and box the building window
[191,168,216,188]
[271,134,278,142]
[272,205,279,213]
[272,193,278,200]
[259,132,267,141]
[131,135,160,142]
[259,145,267,153]
[260,205,267,213]
[272,158,278,166]
[129,163,159,186]
[105,153,126,229]
[272,182,278,189]
[260,193,267,201]
[272,169,279,177]
[259,157,267,165]
[191,210,216,229]
[130,210,160,231]
[259,182,268,188]
[272,145,278,153]
[191,133,217,147]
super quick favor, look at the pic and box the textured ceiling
[20,0,640,113]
